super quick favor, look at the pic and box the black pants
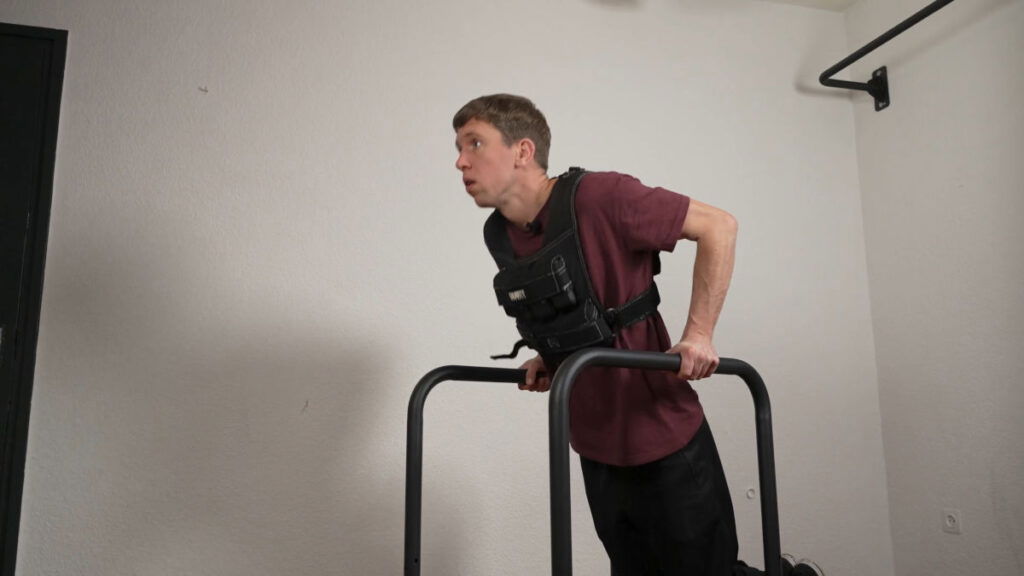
[581,419,762,576]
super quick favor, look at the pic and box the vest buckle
[603,307,620,330]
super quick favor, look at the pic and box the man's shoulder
[569,171,640,226]
[575,170,640,202]
[578,170,634,187]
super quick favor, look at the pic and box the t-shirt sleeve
[580,172,690,253]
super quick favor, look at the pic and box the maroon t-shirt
[504,171,703,466]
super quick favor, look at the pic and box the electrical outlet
[942,508,963,535]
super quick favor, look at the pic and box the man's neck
[499,172,556,230]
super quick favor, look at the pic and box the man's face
[455,119,518,208]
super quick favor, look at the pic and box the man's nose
[455,151,469,171]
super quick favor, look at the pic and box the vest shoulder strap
[543,167,587,244]
[550,167,662,278]
[483,209,515,268]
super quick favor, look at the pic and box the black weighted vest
[483,167,661,366]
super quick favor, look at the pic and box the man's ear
[515,138,537,167]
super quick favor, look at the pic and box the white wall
[1,1,893,574]
[844,0,1024,574]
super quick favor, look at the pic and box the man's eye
[471,139,482,148]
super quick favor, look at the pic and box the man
[453,94,822,576]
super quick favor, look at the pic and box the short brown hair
[453,94,551,170]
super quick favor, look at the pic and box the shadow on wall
[585,0,752,14]
[585,0,644,9]
[34,234,473,574]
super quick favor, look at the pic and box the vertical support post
[404,366,526,576]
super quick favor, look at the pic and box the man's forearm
[681,219,736,342]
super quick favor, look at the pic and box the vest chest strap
[490,282,661,361]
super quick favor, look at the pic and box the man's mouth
[463,178,476,189]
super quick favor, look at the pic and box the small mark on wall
[198,86,209,94]
[301,399,309,414]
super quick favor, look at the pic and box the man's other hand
[519,355,550,392]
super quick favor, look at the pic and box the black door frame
[0,22,67,576]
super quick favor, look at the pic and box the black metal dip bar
[405,349,781,576]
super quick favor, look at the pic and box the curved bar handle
[404,365,526,575]
[548,350,780,576]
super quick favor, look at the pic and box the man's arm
[666,198,737,380]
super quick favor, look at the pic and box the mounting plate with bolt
[942,508,963,535]
[869,67,890,111]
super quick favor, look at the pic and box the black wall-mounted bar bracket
[869,66,889,111]
[819,0,955,112]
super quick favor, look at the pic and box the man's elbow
[680,201,738,242]
[711,209,738,243]
[719,210,738,237]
